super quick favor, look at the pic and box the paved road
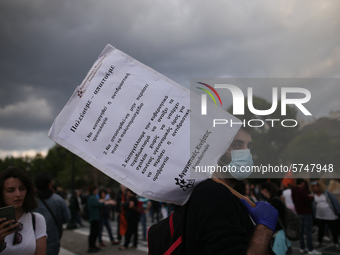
[60,218,340,255]
[60,217,149,255]
[60,229,147,255]
[289,229,340,255]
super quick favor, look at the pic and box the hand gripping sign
[48,44,240,205]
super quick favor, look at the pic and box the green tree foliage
[42,145,118,190]
[0,144,119,192]
[228,96,299,166]
[0,156,31,172]
[283,130,340,166]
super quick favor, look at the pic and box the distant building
[298,117,316,129]
[330,110,340,120]
[298,117,340,142]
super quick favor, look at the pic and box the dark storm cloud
[1,0,340,157]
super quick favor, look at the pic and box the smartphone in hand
[0,206,18,231]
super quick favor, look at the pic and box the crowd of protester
[2,165,340,254]
[67,177,340,254]
[244,178,340,255]
[67,183,172,253]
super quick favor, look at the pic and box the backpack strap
[164,236,183,255]
[31,212,36,232]
[164,210,184,254]
[40,199,63,239]
[212,178,256,208]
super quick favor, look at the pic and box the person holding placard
[183,128,279,254]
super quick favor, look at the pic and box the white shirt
[3,212,47,255]
[282,189,296,213]
[314,194,338,220]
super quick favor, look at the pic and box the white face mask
[219,149,254,180]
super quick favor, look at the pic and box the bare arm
[240,200,278,255]
[105,199,117,206]
[34,236,47,255]
[247,224,273,255]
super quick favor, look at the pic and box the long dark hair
[261,181,278,201]
[0,167,37,212]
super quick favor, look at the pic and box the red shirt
[292,186,314,215]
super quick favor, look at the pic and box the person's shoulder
[291,186,299,193]
[51,193,63,199]
[51,193,67,203]
[283,189,291,195]
[31,212,47,229]
[190,179,234,202]
[32,212,45,222]
[87,195,99,204]
[87,194,96,201]
[325,191,338,201]
[194,179,232,192]
[187,179,247,220]
[271,197,285,209]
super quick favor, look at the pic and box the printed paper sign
[48,44,240,205]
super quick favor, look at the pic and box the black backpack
[147,202,188,255]
[281,207,302,241]
[147,179,256,255]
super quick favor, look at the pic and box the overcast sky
[1,0,340,158]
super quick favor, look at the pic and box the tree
[227,96,299,166]
[0,145,121,193]
[283,130,340,166]
[43,144,119,191]
[0,156,30,172]
[282,130,340,179]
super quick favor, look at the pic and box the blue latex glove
[240,199,278,232]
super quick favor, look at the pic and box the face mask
[219,149,253,180]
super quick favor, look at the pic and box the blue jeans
[98,217,114,243]
[140,213,147,240]
[298,214,314,251]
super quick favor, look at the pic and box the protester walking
[137,196,149,241]
[292,179,321,255]
[119,189,139,250]
[97,188,119,247]
[311,180,340,250]
[87,185,116,253]
[75,189,84,227]
[115,184,127,244]
[35,172,71,255]
[282,183,297,214]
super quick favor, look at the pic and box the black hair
[88,184,97,195]
[0,167,37,212]
[34,172,52,191]
[261,182,278,200]
[217,127,252,168]
[296,178,304,185]
[98,188,107,197]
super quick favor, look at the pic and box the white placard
[48,44,240,205]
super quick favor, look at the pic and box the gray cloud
[1,0,340,157]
